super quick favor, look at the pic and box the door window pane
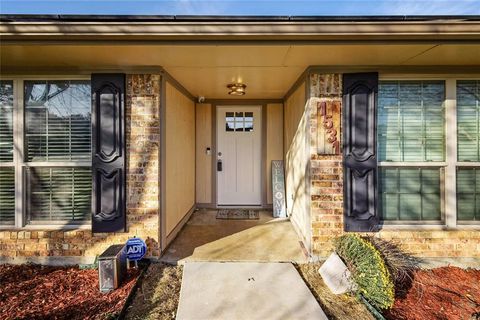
[25,80,91,161]
[26,167,91,223]
[457,80,480,161]
[379,168,442,221]
[0,168,15,225]
[0,81,14,162]
[378,81,445,162]
[457,168,480,221]
[235,112,244,131]
[244,112,254,132]
[225,112,235,131]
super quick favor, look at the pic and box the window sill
[377,224,480,231]
[0,224,91,231]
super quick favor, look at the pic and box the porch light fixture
[227,83,246,96]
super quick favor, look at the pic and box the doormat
[216,209,259,220]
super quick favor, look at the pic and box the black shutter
[91,74,127,233]
[342,72,379,232]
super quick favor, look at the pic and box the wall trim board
[304,73,312,254]
[159,74,167,252]
[0,66,165,76]
[283,67,310,101]
[160,67,196,102]
[205,99,283,104]
[165,205,196,248]
[289,213,310,256]
[262,103,268,206]
[302,66,480,78]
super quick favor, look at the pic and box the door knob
[218,152,222,156]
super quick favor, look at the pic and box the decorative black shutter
[91,73,127,233]
[342,72,379,232]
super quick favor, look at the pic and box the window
[378,80,445,223]
[0,81,15,225]
[457,80,480,222]
[225,111,254,132]
[0,78,92,227]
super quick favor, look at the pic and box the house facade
[0,15,479,263]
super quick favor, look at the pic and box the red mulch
[0,264,139,320]
[385,267,480,320]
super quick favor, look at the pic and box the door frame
[211,101,269,208]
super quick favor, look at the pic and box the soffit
[1,44,480,99]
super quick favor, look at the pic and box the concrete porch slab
[176,262,328,320]
[161,210,307,264]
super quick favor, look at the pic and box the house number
[317,100,341,155]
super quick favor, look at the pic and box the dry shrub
[334,234,395,310]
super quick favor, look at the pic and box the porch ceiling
[1,43,480,99]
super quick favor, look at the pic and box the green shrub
[334,234,395,310]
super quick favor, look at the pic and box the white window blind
[457,168,480,221]
[0,81,14,162]
[0,80,15,225]
[24,80,92,224]
[457,80,480,162]
[378,80,445,222]
[25,80,91,161]
[0,168,15,225]
[378,81,445,162]
[26,167,91,223]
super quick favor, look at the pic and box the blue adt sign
[125,237,147,261]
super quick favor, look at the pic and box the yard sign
[272,160,287,218]
[125,237,147,261]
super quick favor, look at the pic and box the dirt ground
[386,267,480,320]
[124,262,183,320]
[296,263,375,320]
[0,264,139,320]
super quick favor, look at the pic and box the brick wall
[0,74,161,259]
[308,72,480,258]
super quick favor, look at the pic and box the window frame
[0,75,92,230]
[379,75,480,229]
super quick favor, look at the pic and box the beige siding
[195,103,213,204]
[266,103,284,204]
[165,82,196,235]
[283,82,311,250]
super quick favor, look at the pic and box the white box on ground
[319,252,355,294]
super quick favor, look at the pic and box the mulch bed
[0,263,140,320]
[296,263,374,320]
[124,263,183,320]
[385,267,480,320]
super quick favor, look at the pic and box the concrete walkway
[176,262,328,320]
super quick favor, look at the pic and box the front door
[217,106,262,205]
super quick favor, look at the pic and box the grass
[124,263,183,320]
[296,263,374,320]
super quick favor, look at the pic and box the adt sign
[125,237,147,261]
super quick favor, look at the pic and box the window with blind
[23,80,92,224]
[457,80,480,222]
[378,80,445,222]
[0,81,15,225]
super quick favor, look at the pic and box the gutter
[1,14,480,22]
[1,15,480,42]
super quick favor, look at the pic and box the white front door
[217,106,262,205]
